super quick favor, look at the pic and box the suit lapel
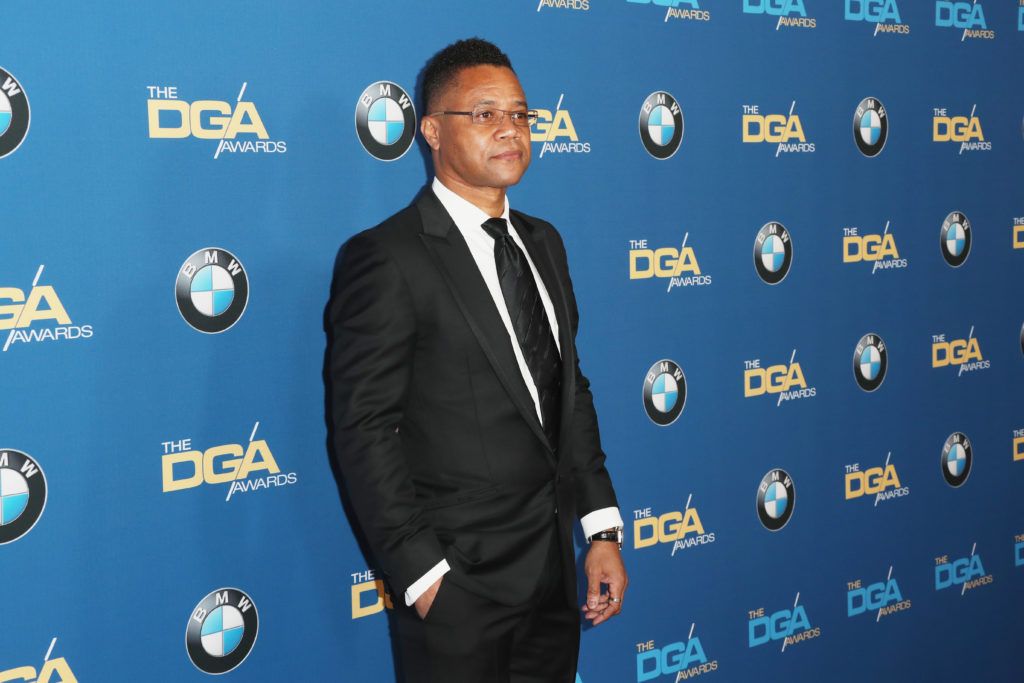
[415,190,554,457]
[509,211,577,463]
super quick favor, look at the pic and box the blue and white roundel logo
[753,222,793,284]
[853,333,888,392]
[940,211,971,267]
[0,67,30,159]
[642,359,686,426]
[186,588,259,674]
[639,91,684,160]
[853,97,887,157]
[355,81,417,162]
[757,468,795,531]
[0,449,46,544]
[175,248,249,334]
[941,432,972,487]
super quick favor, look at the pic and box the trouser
[388,534,580,683]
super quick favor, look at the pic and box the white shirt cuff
[580,507,624,541]
[404,559,451,606]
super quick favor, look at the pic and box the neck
[435,172,506,217]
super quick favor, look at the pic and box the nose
[495,112,519,139]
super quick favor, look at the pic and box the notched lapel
[415,191,554,456]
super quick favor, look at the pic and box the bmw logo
[753,222,793,285]
[853,97,887,158]
[757,468,794,531]
[940,211,972,268]
[355,81,417,162]
[941,432,972,488]
[642,359,686,426]
[0,68,30,159]
[639,91,684,160]
[175,248,249,334]
[0,449,46,544]
[186,587,259,675]
[853,333,888,392]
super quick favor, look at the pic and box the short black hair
[421,38,514,113]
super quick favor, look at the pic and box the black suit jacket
[328,188,618,607]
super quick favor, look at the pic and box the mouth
[491,150,523,161]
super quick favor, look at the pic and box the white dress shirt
[404,178,624,606]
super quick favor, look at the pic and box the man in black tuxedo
[329,38,627,682]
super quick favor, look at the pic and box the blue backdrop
[2,1,1022,681]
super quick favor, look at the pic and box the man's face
[424,65,531,190]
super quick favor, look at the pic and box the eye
[475,108,495,121]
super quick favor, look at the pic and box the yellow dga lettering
[226,102,269,139]
[238,439,281,479]
[189,101,232,140]
[16,287,71,327]
[351,580,392,619]
[634,517,659,548]
[203,444,244,484]
[162,451,204,492]
[0,287,26,330]
[36,658,77,683]
[148,99,190,138]
[549,110,578,141]
[630,250,654,279]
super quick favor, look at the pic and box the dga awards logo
[636,624,718,682]
[531,93,590,156]
[744,350,815,405]
[935,0,994,39]
[852,333,888,392]
[932,326,988,376]
[757,468,795,531]
[939,211,972,267]
[753,222,793,284]
[147,83,286,158]
[844,452,909,505]
[626,0,711,23]
[1,637,77,683]
[186,588,259,675]
[639,92,684,159]
[629,234,711,291]
[633,494,716,556]
[743,103,814,155]
[0,67,30,159]
[1012,217,1023,250]
[852,98,888,156]
[940,432,973,487]
[933,107,989,153]
[847,567,911,621]
[0,449,46,544]
[748,593,820,651]
[742,0,816,28]
[355,81,416,162]
[537,0,589,11]
[643,359,686,426]
[1,265,94,352]
[935,544,993,595]
[843,222,906,273]
[175,248,249,334]
[844,0,909,34]
[351,568,394,620]
[1014,428,1024,462]
[161,422,298,501]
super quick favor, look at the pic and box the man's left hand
[581,541,628,626]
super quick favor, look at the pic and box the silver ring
[609,597,622,603]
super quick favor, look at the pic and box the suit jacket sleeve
[549,227,620,519]
[328,230,444,596]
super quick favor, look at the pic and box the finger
[585,572,602,610]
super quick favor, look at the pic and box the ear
[420,115,441,151]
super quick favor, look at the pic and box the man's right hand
[414,576,444,620]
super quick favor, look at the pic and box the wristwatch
[587,526,623,549]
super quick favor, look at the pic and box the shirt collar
[432,177,511,236]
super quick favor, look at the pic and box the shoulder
[510,208,564,244]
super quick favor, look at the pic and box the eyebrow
[474,98,529,108]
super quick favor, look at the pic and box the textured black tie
[481,217,562,447]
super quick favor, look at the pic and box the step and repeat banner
[2,1,1022,681]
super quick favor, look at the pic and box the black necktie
[481,217,562,448]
